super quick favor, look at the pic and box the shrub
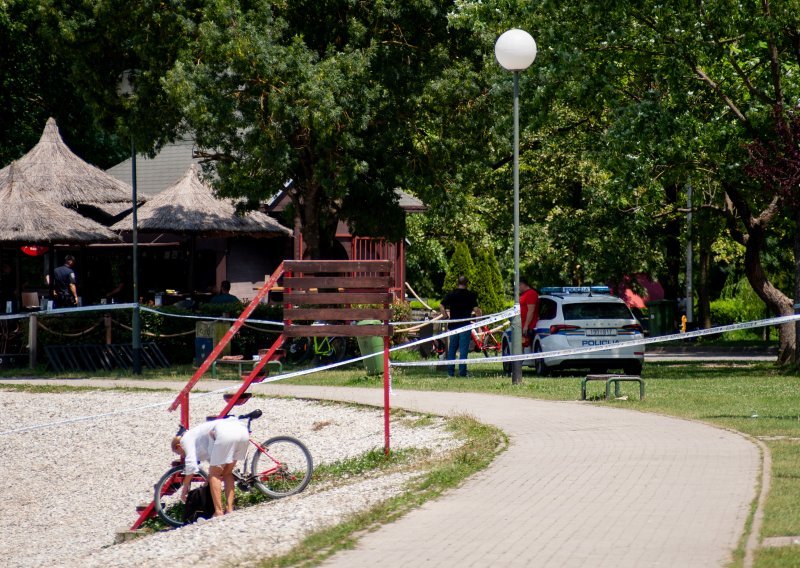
[472,249,505,316]
[442,242,476,293]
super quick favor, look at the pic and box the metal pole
[511,71,523,384]
[685,183,693,326]
[131,137,142,374]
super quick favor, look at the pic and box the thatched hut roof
[0,118,134,205]
[111,165,292,237]
[0,163,121,244]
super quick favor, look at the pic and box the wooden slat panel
[285,308,392,321]
[285,260,392,273]
[283,276,394,289]
[283,324,389,337]
[284,292,392,305]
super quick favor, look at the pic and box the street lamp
[117,70,142,375]
[495,29,537,385]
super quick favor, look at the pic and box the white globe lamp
[494,29,537,71]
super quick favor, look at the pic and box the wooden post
[104,313,112,344]
[383,335,391,454]
[28,314,37,369]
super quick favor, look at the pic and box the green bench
[581,374,645,401]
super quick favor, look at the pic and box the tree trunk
[300,184,322,260]
[295,183,341,261]
[794,207,800,365]
[661,183,682,300]
[697,238,711,328]
[743,223,794,363]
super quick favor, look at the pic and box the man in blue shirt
[52,255,78,308]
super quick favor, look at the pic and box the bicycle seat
[238,409,262,421]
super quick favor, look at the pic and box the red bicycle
[470,325,503,357]
[153,409,313,527]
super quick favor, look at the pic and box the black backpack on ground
[183,483,214,524]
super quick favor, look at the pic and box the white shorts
[209,419,249,467]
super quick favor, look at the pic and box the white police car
[502,286,645,376]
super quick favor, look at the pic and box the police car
[502,286,645,376]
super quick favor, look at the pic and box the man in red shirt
[519,279,539,345]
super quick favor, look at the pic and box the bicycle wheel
[286,337,312,364]
[317,336,347,365]
[251,436,313,498]
[153,465,208,527]
[482,332,502,357]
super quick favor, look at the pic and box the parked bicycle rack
[45,342,169,373]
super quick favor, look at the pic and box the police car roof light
[540,286,611,295]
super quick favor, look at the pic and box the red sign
[21,245,49,257]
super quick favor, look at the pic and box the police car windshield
[563,303,633,320]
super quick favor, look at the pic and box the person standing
[520,278,539,345]
[210,280,240,304]
[52,255,79,308]
[439,276,481,377]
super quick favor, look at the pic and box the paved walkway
[1,379,761,567]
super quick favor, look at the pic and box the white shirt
[180,419,221,475]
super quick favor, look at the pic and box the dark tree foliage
[0,1,127,168]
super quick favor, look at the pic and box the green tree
[442,242,476,294]
[154,0,491,259]
[473,248,505,315]
[0,0,127,168]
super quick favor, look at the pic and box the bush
[472,249,505,315]
[710,276,766,326]
[442,242,476,293]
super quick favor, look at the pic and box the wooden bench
[210,357,282,379]
[581,374,645,400]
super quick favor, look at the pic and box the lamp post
[118,70,142,375]
[495,29,537,385]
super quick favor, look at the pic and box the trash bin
[645,300,676,337]
[356,320,385,375]
[195,321,230,365]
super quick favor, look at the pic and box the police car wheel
[533,343,549,377]
[623,361,643,375]
[501,338,511,375]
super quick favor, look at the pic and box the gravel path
[0,389,460,568]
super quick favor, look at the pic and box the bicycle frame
[471,325,502,354]
[312,336,334,358]
[239,438,279,480]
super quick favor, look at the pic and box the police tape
[0,303,285,327]
[0,307,519,436]
[0,302,138,321]
[390,312,799,367]
[139,306,284,327]
[0,301,504,328]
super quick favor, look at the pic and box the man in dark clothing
[439,276,482,377]
[210,280,240,304]
[52,255,78,308]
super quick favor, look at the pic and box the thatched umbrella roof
[0,117,134,205]
[111,165,292,237]
[0,162,120,244]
